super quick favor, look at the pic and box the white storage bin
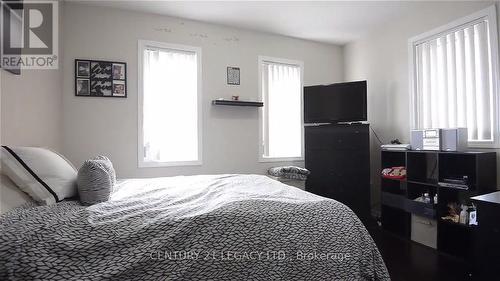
[411,214,437,249]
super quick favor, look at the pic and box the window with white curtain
[410,6,499,147]
[259,56,304,161]
[138,40,201,167]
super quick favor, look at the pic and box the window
[259,56,304,161]
[138,40,202,167]
[409,6,499,147]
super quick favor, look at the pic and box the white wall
[0,2,64,151]
[1,70,63,150]
[343,1,495,211]
[62,3,344,178]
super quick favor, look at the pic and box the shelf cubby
[406,151,438,184]
[381,205,410,238]
[381,178,406,195]
[381,150,406,169]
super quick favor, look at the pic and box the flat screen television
[304,80,367,123]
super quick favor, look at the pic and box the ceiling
[67,1,479,45]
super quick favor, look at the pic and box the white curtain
[262,61,302,158]
[415,20,493,141]
[143,48,198,162]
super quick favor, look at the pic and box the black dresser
[471,191,500,279]
[305,123,370,221]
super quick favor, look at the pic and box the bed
[0,174,389,280]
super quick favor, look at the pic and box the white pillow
[1,146,77,205]
[0,173,33,214]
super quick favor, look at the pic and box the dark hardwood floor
[367,223,474,281]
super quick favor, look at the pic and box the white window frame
[258,56,305,162]
[137,40,203,167]
[408,5,500,148]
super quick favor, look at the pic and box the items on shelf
[390,139,402,144]
[438,175,470,190]
[413,192,434,204]
[381,166,407,179]
[441,202,460,223]
[381,144,411,151]
[459,205,469,225]
[423,193,431,204]
[441,201,478,226]
[410,128,467,151]
[468,204,478,226]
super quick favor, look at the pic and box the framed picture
[227,67,240,85]
[113,80,126,97]
[112,63,126,80]
[76,78,90,96]
[90,61,113,96]
[75,59,127,98]
[76,60,90,77]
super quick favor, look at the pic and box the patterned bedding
[0,174,389,280]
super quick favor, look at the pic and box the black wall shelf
[212,100,263,107]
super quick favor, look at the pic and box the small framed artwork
[76,60,90,77]
[227,66,240,85]
[75,59,127,98]
[113,80,126,97]
[90,61,113,96]
[112,63,126,80]
[76,78,90,96]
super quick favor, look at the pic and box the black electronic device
[304,81,367,123]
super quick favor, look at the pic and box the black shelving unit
[212,100,263,107]
[381,150,496,261]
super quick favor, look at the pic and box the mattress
[0,174,389,280]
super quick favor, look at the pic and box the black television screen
[304,81,367,123]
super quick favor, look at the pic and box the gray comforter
[0,174,389,280]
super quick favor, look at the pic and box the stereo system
[410,128,467,151]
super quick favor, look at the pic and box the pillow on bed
[0,173,34,214]
[77,156,115,205]
[91,155,116,184]
[1,146,77,205]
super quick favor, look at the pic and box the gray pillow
[267,166,310,181]
[77,156,116,205]
[91,155,116,184]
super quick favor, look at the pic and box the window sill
[138,160,202,168]
[259,157,304,163]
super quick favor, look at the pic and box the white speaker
[411,130,424,150]
[441,128,468,151]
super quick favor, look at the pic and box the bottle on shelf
[459,204,469,225]
[423,193,431,204]
[468,204,478,226]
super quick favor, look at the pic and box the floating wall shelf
[212,99,264,107]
